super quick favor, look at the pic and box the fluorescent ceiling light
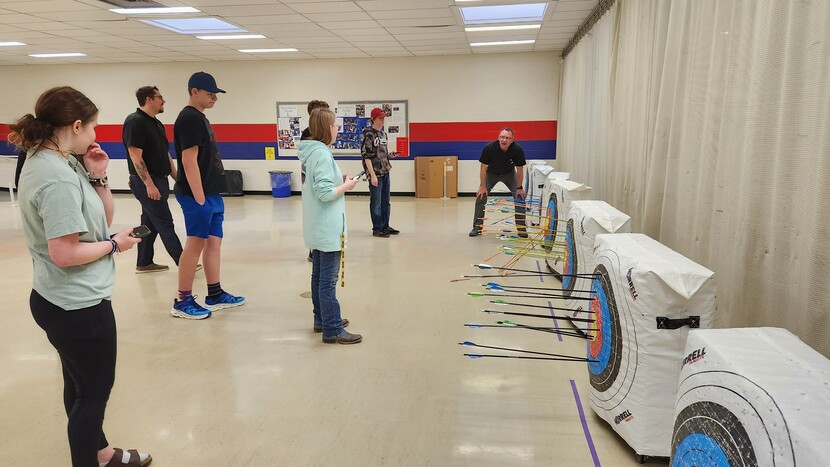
[239,48,298,53]
[110,7,200,14]
[197,34,266,40]
[0,41,26,47]
[470,40,535,47]
[461,3,548,25]
[30,53,87,58]
[141,18,246,35]
[465,24,541,32]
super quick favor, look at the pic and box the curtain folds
[558,0,830,356]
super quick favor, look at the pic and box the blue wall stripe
[410,140,556,160]
[5,140,557,162]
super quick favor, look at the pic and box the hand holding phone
[129,225,152,238]
[351,170,366,181]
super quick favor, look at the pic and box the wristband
[108,239,118,255]
[88,172,109,188]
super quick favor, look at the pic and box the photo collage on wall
[276,101,407,157]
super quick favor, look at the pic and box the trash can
[269,170,292,197]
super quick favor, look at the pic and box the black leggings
[30,290,117,467]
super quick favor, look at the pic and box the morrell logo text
[626,268,638,301]
[614,410,634,425]
[683,347,706,366]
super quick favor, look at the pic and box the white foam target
[672,328,830,467]
[527,164,553,225]
[541,178,590,267]
[588,233,717,457]
[562,201,631,323]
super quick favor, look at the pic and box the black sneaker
[469,229,481,237]
[386,227,400,235]
[314,318,349,333]
[323,330,363,344]
[373,230,390,238]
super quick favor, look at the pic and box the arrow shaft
[483,309,595,324]
[464,353,597,362]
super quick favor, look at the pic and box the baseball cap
[188,71,225,93]
[370,107,385,120]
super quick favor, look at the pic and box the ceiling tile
[288,2,363,14]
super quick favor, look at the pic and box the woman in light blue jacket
[298,108,362,344]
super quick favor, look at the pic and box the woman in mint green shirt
[11,86,150,467]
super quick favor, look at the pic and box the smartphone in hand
[351,170,366,181]
[129,225,152,238]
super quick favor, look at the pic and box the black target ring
[562,219,578,295]
[672,401,756,467]
[588,263,623,392]
[587,249,638,411]
[673,370,796,466]
[543,192,559,252]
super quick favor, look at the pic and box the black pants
[472,171,527,232]
[129,174,183,267]
[30,290,116,467]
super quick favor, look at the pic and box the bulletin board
[276,100,408,157]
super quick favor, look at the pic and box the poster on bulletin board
[275,100,408,157]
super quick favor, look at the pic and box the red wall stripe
[5,121,554,145]
[409,121,557,142]
[93,123,277,143]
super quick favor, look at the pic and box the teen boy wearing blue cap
[171,72,245,319]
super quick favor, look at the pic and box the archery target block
[528,164,554,225]
[562,201,631,325]
[542,179,591,266]
[539,171,570,209]
[588,233,717,457]
[539,173,571,254]
[673,327,830,467]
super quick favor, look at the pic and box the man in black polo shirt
[123,85,183,273]
[469,127,528,237]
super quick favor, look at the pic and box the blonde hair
[309,108,335,145]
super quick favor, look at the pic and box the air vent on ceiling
[98,0,166,8]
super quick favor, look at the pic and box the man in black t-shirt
[170,72,244,320]
[123,85,183,274]
[470,127,528,237]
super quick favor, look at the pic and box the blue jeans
[311,250,345,339]
[369,173,391,232]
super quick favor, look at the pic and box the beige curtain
[558,0,830,357]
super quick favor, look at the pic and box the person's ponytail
[8,113,55,152]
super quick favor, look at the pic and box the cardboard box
[415,156,457,198]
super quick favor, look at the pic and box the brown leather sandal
[103,448,152,466]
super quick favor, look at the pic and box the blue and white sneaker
[171,295,212,320]
[204,291,245,311]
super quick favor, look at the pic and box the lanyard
[340,232,346,287]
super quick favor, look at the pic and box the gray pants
[472,171,527,233]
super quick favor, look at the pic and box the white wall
[1,52,559,193]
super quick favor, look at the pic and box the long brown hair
[309,108,336,146]
[8,86,98,153]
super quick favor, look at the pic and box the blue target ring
[673,434,730,467]
[543,193,559,252]
[562,219,577,294]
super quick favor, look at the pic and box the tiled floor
[0,193,658,466]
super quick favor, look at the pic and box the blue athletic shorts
[176,194,224,239]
